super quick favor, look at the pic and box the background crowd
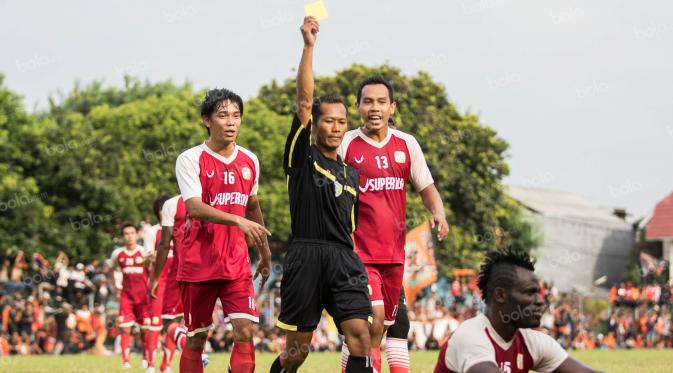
[1,236,672,357]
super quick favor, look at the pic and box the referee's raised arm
[297,16,318,127]
[283,16,319,174]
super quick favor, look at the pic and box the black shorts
[277,239,372,332]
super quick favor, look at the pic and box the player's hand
[430,214,449,241]
[254,256,272,291]
[300,16,319,47]
[150,278,159,299]
[238,218,271,251]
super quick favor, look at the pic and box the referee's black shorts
[277,239,372,332]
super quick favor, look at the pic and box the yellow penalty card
[304,0,329,21]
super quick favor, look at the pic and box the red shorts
[162,274,183,320]
[365,263,404,326]
[118,292,150,328]
[180,277,258,336]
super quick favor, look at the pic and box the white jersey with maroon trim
[436,313,567,373]
[338,127,434,264]
[110,246,149,304]
[175,143,259,282]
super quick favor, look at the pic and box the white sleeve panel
[161,195,180,227]
[521,329,569,372]
[398,131,434,192]
[445,319,498,372]
[176,148,202,202]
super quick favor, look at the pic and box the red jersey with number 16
[339,128,434,264]
[175,143,260,282]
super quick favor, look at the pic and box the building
[507,185,634,296]
[643,191,673,276]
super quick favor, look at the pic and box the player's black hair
[200,88,244,135]
[120,223,137,236]
[388,117,396,129]
[356,76,395,104]
[311,94,348,124]
[152,195,170,222]
[477,249,536,303]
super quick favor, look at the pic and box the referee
[269,17,373,373]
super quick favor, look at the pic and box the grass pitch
[1,349,672,372]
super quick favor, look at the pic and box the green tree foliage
[0,66,539,271]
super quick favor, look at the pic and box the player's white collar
[356,127,393,149]
[122,245,141,256]
[201,142,239,165]
[481,313,516,350]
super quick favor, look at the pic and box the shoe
[122,362,131,369]
[141,359,149,369]
[202,353,209,368]
[145,367,155,373]
[160,368,173,373]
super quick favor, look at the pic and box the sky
[1,0,671,220]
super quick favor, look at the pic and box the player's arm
[296,16,318,127]
[176,153,271,251]
[184,198,270,252]
[246,195,272,290]
[419,184,449,240]
[150,225,173,298]
[553,357,603,373]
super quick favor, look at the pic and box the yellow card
[304,0,328,21]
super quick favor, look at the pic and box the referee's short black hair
[357,76,395,104]
[311,95,348,124]
[477,249,536,303]
[200,88,244,135]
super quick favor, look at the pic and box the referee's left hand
[254,256,272,290]
[430,213,450,241]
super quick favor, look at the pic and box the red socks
[229,341,255,373]
[160,330,177,371]
[371,346,382,373]
[146,329,161,367]
[180,346,204,373]
[120,332,131,364]
[385,338,410,373]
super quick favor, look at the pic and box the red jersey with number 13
[339,128,434,264]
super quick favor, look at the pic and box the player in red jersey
[110,223,152,369]
[150,194,188,373]
[174,88,272,373]
[338,77,449,372]
[434,249,602,373]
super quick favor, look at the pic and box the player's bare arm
[184,197,271,253]
[296,16,318,127]
[245,195,272,290]
[554,357,604,373]
[419,184,449,240]
[149,225,173,298]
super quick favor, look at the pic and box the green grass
[1,349,672,372]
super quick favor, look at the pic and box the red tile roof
[647,191,673,240]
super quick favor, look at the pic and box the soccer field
[1,349,672,372]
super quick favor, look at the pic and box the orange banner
[403,221,438,302]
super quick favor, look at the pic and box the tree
[257,64,537,273]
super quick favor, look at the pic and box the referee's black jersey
[283,114,359,248]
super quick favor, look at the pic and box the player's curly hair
[477,249,536,302]
[152,195,170,222]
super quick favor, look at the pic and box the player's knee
[186,331,208,349]
[369,317,385,339]
[232,320,254,341]
[282,344,309,370]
